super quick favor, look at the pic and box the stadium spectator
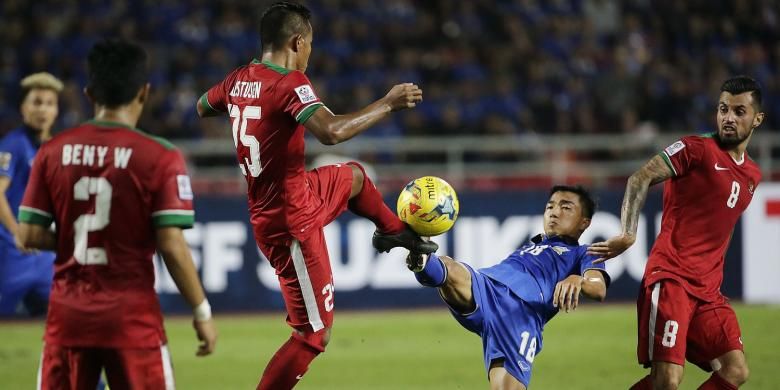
[0,72,60,316]
[18,39,217,388]
[2,1,779,141]
[589,76,764,389]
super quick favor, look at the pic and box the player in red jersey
[18,39,217,389]
[588,76,764,390]
[195,2,437,389]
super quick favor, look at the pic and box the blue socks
[414,253,447,287]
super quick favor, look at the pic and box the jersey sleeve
[280,71,324,124]
[658,136,704,177]
[0,136,19,181]
[151,149,195,229]
[199,79,229,115]
[18,146,54,226]
[578,248,611,287]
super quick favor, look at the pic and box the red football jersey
[645,133,761,302]
[19,120,195,348]
[201,59,325,244]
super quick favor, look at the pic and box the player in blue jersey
[407,185,610,389]
[0,72,62,316]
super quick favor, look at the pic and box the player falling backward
[196,2,436,389]
[19,39,216,389]
[589,76,764,390]
[407,186,610,390]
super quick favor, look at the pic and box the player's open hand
[553,275,583,313]
[193,318,217,357]
[384,83,423,111]
[587,234,636,264]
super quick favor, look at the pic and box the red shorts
[257,164,352,334]
[637,279,743,371]
[39,343,174,389]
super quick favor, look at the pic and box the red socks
[630,373,738,390]
[256,333,322,390]
[346,162,404,234]
[630,375,652,390]
[698,373,738,390]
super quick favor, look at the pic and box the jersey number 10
[229,104,262,177]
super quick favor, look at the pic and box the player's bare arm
[156,226,218,356]
[18,222,55,251]
[553,270,606,313]
[588,154,673,263]
[304,83,422,145]
[0,176,28,252]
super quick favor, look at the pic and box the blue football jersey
[0,126,41,245]
[479,234,610,323]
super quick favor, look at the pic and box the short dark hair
[86,39,148,108]
[721,75,762,110]
[260,1,312,52]
[550,185,596,219]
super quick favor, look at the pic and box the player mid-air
[407,185,610,389]
[19,39,216,389]
[589,76,763,390]
[196,2,436,389]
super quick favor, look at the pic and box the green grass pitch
[1,304,778,389]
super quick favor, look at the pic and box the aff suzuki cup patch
[664,141,686,157]
[177,175,194,200]
[294,85,318,104]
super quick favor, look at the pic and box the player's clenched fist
[384,83,423,111]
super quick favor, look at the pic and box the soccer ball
[397,176,459,236]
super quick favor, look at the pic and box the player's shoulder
[0,127,27,148]
[680,132,716,146]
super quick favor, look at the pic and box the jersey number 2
[73,176,112,265]
[229,104,262,177]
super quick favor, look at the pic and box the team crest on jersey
[552,246,569,255]
[294,85,318,104]
[0,152,11,170]
[177,175,194,200]
[664,141,686,157]
[748,180,755,194]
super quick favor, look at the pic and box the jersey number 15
[229,104,262,177]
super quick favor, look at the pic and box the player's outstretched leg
[257,328,330,390]
[407,252,474,314]
[345,162,437,254]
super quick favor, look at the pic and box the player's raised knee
[346,162,365,198]
[721,360,749,386]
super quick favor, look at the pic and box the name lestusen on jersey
[229,81,261,99]
[61,144,133,169]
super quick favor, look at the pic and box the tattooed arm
[587,154,674,263]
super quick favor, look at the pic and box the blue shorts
[444,263,544,388]
[0,241,55,315]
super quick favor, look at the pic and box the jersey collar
[254,58,291,75]
[531,233,579,246]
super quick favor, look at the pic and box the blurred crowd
[2,0,780,140]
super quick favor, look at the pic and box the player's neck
[92,106,140,129]
[261,52,295,71]
[726,133,752,162]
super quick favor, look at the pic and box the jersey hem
[296,102,324,124]
[199,93,222,115]
[658,151,677,176]
[152,213,195,229]
[18,207,54,226]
